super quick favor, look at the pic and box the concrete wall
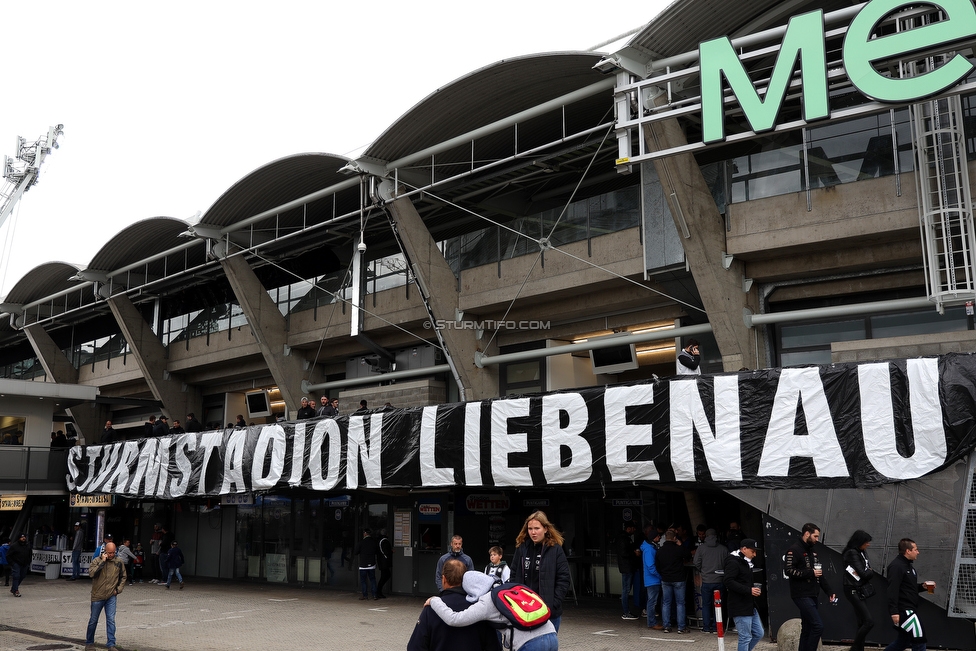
[338,378,446,410]
[832,330,976,362]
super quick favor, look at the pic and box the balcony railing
[0,445,70,493]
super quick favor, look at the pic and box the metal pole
[474,324,712,368]
[301,364,452,394]
[715,589,725,651]
[744,296,933,327]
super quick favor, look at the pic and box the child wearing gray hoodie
[427,571,558,651]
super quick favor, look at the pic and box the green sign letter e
[700,10,829,144]
[844,0,976,102]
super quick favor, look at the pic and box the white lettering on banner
[605,385,660,481]
[195,432,222,495]
[252,425,286,489]
[464,402,483,486]
[219,431,247,494]
[171,436,196,498]
[105,441,140,494]
[62,355,976,495]
[346,414,383,489]
[670,375,743,481]
[541,393,593,484]
[154,436,173,497]
[309,419,341,490]
[491,398,533,486]
[288,422,307,487]
[65,446,83,491]
[128,438,156,496]
[758,368,849,477]
[420,406,454,486]
[860,359,947,479]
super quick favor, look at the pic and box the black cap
[740,538,759,551]
[624,521,637,529]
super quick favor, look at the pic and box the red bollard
[714,589,725,651]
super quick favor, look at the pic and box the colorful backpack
[490,582,551,630]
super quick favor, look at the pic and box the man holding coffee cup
[724,538,764,651]
[785,523,836,651]
[885,538,932,651]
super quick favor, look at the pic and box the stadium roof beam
[106,293,201,422]
[22,322,109,441]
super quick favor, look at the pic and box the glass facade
[708,109,915,207]
[776,306,972,367]
[441,186,641,274]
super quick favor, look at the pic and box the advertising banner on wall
[66,354,976,498]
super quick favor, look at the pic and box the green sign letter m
[700,9,830,144]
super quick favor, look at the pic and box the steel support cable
[246,249,446,355]
[478,118,616,352]
[394,183,708,318]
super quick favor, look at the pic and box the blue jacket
[641,540,661,586]
[166,546,185,569]
[0,542,8,565]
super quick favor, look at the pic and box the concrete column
[642,116,760,371]
[218,253,307,411]
[107,294,201,420]
[386,196,499,400]
[22,323,107,442]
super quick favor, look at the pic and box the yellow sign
[69,494,113,508]
[0,494,27,511]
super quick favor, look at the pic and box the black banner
[67,354,976,497]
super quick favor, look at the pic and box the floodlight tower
[0,124,63,231]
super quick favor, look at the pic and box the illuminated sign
[0,494,27,511]
[70,493,113,508]
[700,0,976,144]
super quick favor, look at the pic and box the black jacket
[185,417,204,433]
[512,541,571,619]
[296,406,317,419]
[886,554,923,616]
[785,538,833,599]
[152,421,169,437]
[355,534,379,567]
[7,539,31,566]
[406,586,500,651]
[655,540,691,582]
[842,547,875,589]
[617,530,641,574]
[723,551,757,618]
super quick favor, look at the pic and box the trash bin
[45,562,61,580]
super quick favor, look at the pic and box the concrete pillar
[218,253,307,411]
[107,294,201,420]
[386,196,499,401]
[22,323,107,442]
[642,116,760,371]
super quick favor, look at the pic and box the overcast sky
[0,1,669,298]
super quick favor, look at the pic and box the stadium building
[1,0,976,644]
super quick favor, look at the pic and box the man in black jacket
[656,529,692,633]
[184,413,204,433]
[407,559,499,651]
[785,523,836,651]
[7,532,30,597]
[885,538,930,651]
[354,528,379,600]
[376,529,392,599]
[724,538,764,651]
[618,521,643,619]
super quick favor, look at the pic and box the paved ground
[0,575,850,651]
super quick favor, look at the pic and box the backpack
[490,582,551,630]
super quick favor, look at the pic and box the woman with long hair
[842,529,875,651]
[511,511,571,632]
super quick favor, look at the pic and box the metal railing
[0,445,69,493]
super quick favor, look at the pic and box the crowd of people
[613,519,934,651]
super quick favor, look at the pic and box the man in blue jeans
[86,541,126,651]
[724,538,764,651]
[785,523,836,651]
[618,521,643,619]
[69,522,84,580]
[656,529,691,633]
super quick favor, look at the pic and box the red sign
[419,503,442,516]
[465,494,511,513]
